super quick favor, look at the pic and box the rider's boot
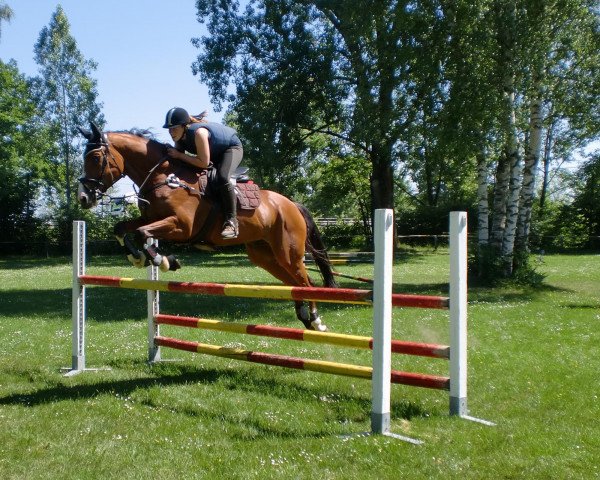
[220,183,238,239]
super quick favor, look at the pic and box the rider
[163,107,243,239]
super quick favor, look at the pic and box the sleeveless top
[178,122,241,159]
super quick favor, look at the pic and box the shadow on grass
[560,302,600,310]
[468,282,570,305]
[0,289,72,318]
[0,362,429,439]
[0,256,70,270]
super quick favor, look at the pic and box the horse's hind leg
[245,241,327,331]
[268,232,328,332]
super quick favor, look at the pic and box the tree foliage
[192,0,471,218]
[569,154,600,246]
[478,0,600,275]
[0,2,13,41]
[191,0,599,271]
[32,5,104,212]
[0,60,53,243]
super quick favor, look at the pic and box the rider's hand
[167,147,180,159]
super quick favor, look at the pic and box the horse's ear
[90,121,102,141]
[78,126,92,140]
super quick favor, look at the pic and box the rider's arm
[168,127,211,168]
[191,127,211,168]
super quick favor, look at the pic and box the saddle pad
[236,182,261,210]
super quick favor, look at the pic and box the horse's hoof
[310,317,327,332]
[159,255,170,272]
[127,252,146,268]
[167,255,181,271]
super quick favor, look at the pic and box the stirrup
[221,220,238,239]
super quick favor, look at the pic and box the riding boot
[219,183,238,239]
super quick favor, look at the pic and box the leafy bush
[469,244,546,287]
[321,221,370,250]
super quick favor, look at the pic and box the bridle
[78,136,125,196]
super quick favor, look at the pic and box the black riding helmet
[163,107,190,128]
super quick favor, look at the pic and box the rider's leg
[219,183,238,238]
[216,145,243,239]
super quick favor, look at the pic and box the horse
[77,122,337,331]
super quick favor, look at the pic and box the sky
[0,0,224,192]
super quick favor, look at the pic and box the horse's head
[78,122,125,208]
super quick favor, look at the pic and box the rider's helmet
[163,107,190,128]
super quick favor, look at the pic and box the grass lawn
[0,248,598,479]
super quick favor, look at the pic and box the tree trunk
[370,142,394,211]
[476,147,490,247]
[500,103,522,276]
[539,117,554,216]
[516,79,544,254]
[490,150,510,250]
[493,1,520,275]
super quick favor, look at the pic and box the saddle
[165,166,261,210]
[164,166,261,247]
[202,166,260,210]
[231,167,261,210]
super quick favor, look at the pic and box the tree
[570,153,600,248]
[513,0,599,257]
[192,0,598,270]
[472,0,599,277]
[0,2,13,41]
[0,60,50,243]
[193,1,348,194]
[32,5,104,212]
[192,0,447,223]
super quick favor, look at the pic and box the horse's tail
[294,202,338,288]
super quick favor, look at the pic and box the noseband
[79,137,125,193]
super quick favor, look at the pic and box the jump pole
[449,211,467,416]
[147,238,161,363]
[449,212,495,426]
[65,221,86,376]
[64,221,110,376]
[371,209,393,435]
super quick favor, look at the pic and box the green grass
[0,250,598,479]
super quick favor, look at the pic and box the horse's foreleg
[114,219,147,268]
[133,216,188,272]
[142,242,180,272]
[113,217,182,271]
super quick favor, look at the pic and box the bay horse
[77,122,337,331]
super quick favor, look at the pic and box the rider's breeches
[215,145,243,223]
[215,145,243,186]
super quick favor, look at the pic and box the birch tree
[480,0,599,277]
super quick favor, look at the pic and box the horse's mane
[108,129,169,150]
[110,128,155,139]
